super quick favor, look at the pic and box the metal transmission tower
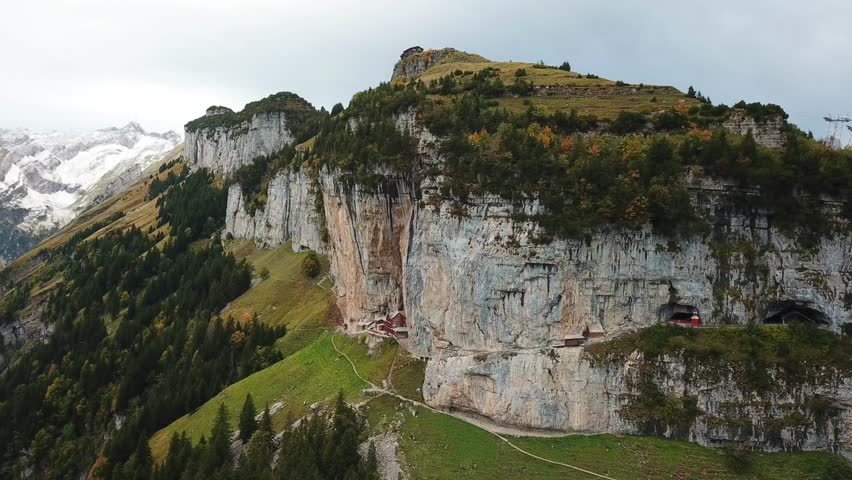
[823,115,851,148]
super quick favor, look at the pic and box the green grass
[498,94,697,119]
[275,328,325,358]
[417,61,603,87]
[513,435,850,480]
[365,396,569,479]
[149,333,396,461]
[363,396,849,480]
[223,240,332,331]
[390,353,426,402]
[149,321,851,478]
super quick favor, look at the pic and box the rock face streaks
[185,112,294,176]
[225,169,326,253]
[186,94,852,455]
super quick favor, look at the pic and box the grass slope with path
[222,240,333,332]
[149,332,397,461]
[365,393,847,480]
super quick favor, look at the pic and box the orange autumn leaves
[467,124,558,149]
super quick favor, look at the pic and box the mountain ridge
[0,122,180,262]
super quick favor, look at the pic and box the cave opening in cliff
[762,301,829,326]
[658,303,699,323]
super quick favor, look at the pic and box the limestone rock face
[722,110,786,148]
[321,172,416,324]
[423,349,852,453]
[391,48,488,82]
[225,169,326,253]
[0,295,51,371]
[403,183,852,359]
[218,108,852,454]
[184,112,294,175]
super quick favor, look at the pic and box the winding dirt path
[331,336,618,480]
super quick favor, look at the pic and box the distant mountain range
[0,122,180,262]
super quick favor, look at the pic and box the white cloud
[1,0,850,140]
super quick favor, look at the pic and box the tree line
[0,171,282,478]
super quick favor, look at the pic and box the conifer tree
[239,394,258,443]
[203,403,232,474]
[361,441,380,480]
[260,403,273,435]
[131,435,153,480]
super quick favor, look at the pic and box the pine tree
[324,392,362,479]
[361,441,380,480]
[203,403,232,474]
[238,394,258,443]
[161,432,193,480]
[242,428,275,479]
[260,404,273,435]
[740,129,758,165]
[131,435,153,480]
[687,85,696,98]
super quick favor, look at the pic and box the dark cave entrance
[658,303,700,323]
[762,301,829,326]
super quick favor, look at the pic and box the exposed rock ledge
[185,112,294,176]
[225,169,326,253]
[195,103,852,455]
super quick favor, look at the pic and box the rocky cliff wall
[184,112,294,175]
[391,48,488,82]
[321,173,416,325]
[225,169,326,253]
[207,102,852,453]
[403,183,852,358]
[722,110,787,148]
[423,348,852,453]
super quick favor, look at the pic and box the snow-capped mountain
[0,122,180,262]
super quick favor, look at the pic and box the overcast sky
[1,0,850,142]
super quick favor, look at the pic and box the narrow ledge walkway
[330,336,618,480]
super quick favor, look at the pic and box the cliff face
[199,94,852,455]
[403,183,852,358]
[185,112,294,175]
[391,48,488,82]
[225,169,326,253]
[423,349,852,453]
[722,111,787,148]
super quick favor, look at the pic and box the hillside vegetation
[0,167,286,478]
[306,57,851,245]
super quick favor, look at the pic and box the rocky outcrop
[225,169,326,253]
[723,110,786,148]
[0,299,51,371]
[391,48,488,82]
[321,172,416,325]
[402,181,852,359]
[423,348,852,453]
[184,112,294,176]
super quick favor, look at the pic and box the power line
[823,114,851,148]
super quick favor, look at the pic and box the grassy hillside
[148,315,851,478]
[363,394,847,480]
[413,59,697,119]
[149,333,396,461]
[223,240,333,331]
